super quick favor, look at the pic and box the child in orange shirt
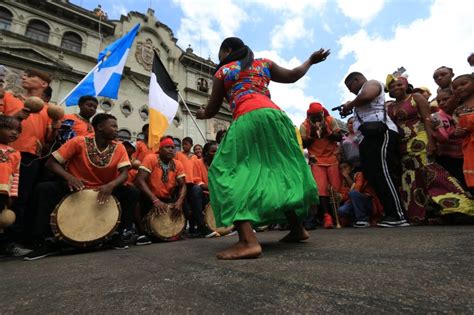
[0,116,22,254]
[134,136,187,245]
[0,116,21,232]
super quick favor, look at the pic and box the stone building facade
[0,0,232,144]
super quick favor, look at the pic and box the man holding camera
[341,72,408,227]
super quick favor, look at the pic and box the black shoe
[24,242,59,261]
[110,235,129,250]
[187,226,199,236]
[377,216,410,228]
[1,242,33,257]
[135,235,152,246]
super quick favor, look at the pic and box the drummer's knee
[190,184,203,198]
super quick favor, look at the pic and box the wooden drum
[144,206,185,241]
[50,189,121,247]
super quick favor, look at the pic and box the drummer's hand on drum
[169,203,183,222]
[152,199,168,215]
[95,183,113,205]
[67,175,85,192]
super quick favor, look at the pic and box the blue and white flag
[64,24,140,106]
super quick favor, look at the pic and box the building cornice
[6,0,115,36]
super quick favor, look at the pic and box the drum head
[52,190,120,246]
[146,208,185,241]
[204,203,233,236]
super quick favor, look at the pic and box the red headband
[160,138,175,148]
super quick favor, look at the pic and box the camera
[331,105,353,118]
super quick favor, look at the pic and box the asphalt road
[1,226,473,314]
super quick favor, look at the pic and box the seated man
[337,162,383,228]
[134,136,186,245]
[190,141,218,237]
[25,113,139,261]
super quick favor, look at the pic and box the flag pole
[58,60,103,106]
[177,91,207,143]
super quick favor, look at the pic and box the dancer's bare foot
[279,226,310,243]
[216,241,262,260]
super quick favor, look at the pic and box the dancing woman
[196,37,329,259]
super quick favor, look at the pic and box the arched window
[61,32,82,53]
[25,20,50,43]
[0,7,13,30]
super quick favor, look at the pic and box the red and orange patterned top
[215,58,280,120]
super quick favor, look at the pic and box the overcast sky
[72,0,473,124]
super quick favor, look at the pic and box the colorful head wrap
[307,102,324,114]
[386,74,408,89]
[159,137,175,148]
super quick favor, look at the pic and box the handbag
[358,121,387,136]
[356,101,388,137]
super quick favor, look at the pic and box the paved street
[1,226,473,314]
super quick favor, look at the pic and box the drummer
[190,141,219,237]
[134,136,186,245]
[24,113,139,261]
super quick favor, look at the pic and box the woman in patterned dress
[196,37,329,259]
[386,75,474,223]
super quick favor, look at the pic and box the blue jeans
[338,191,372,222]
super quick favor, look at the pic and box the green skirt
[209,108,319,227]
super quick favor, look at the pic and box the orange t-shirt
[1,92,23,115]
[0,144,21,197]
[300,116,340,166]
[134,140,153,162]
[63,113,94,137]
[52,136,130,187]
[10,101,52,156]
[175,151,197,184]
[139,154,185,199]
[193,158,208,186]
